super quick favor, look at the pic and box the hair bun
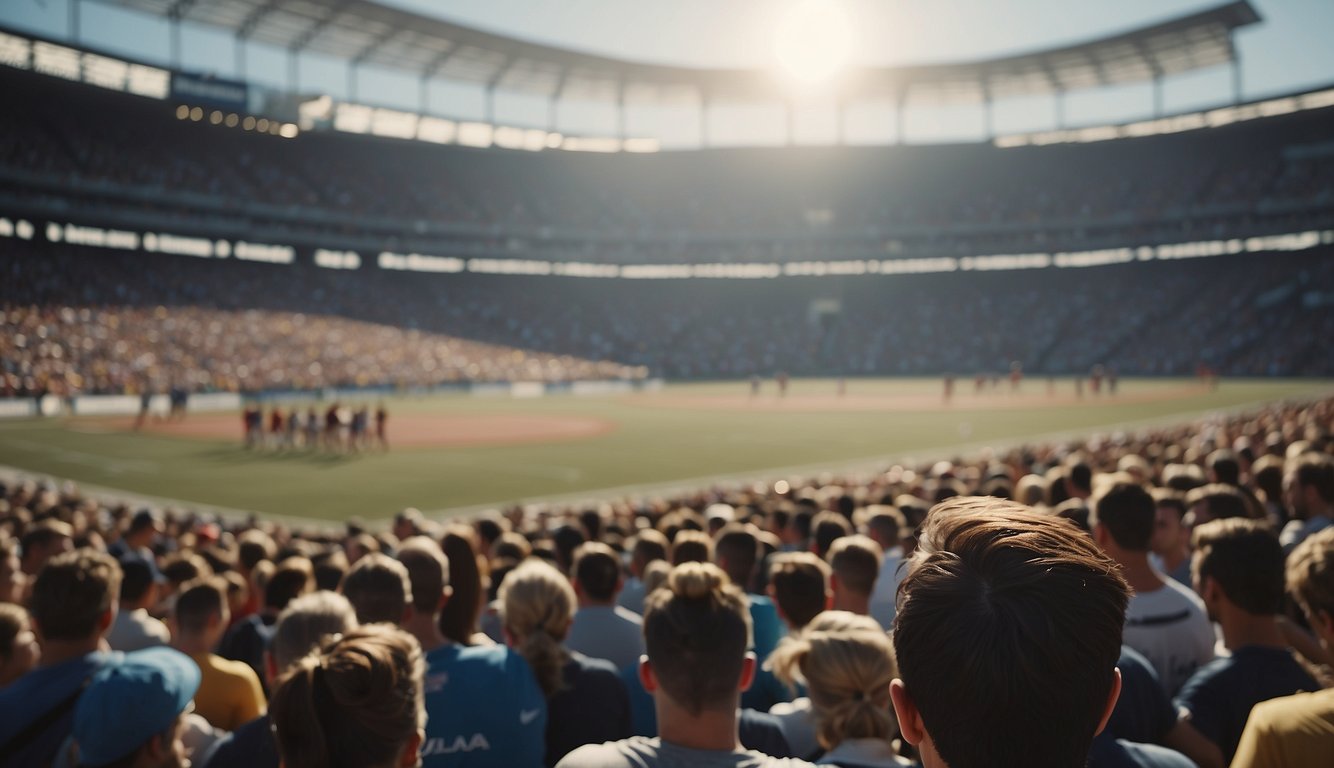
[669,562,726,600]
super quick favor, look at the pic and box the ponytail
[270,656,329,768]
[499,560,574,698]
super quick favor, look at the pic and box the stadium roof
[98,0,1260,105]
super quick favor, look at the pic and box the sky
[4,0,1333,147]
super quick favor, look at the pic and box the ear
[436,585,453,613]
[890,679,926,746]
[638,656,658,693]
[572,580,585,600]
[737,652,756,693]
[97,605,116,634]
[399,729,424,768]
[1093,668,1123,736]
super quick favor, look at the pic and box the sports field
[0,378,1328,525]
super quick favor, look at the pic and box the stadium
[2,2,1334,767]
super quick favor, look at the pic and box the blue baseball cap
[73,647,201,767]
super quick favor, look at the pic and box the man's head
[1286,526,1334,651]
[1184,483,1253,526]
[267,591,359,684]
[1285,453,1334,519]
[29,549,120,647]
[1207,450,1241,486]
[865,507,907,552]
[1090,482,1155,557]
[825,535,881,611]
[571,542,622,605]
[20,519,74,575]
[810,512,853,559]
[396,537,451,620]
[767,552,831,631]
[628,530,668,578]
[73,647,199,768]
[123,509,161,549]
[1150,491,1189,558]
[641,562,753,717]
[670,530,713,566]
[713,524,760,592]
[891,497,1129,768]
[172,578,229,646]
[118,554,163,613]
[341,552,412,625]
[264,557,314,613]
[1191,518,1284,620]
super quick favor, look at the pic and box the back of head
[31,549,120,642]
[572,542,621,603]
[811,512,854,558]
[237,530,276,571]
[768,613,897,750]
[1091,482,1155,552]
[713,524,759,590]
[893,497,1129,768]
[341,553,411,625]
[118,556,157,606]
[865,508,906,548]
[396,537,450,617]
[271,625,425,768]
[1289,453,1334,504]
[1192,518,1284,615]
[1287,526,1334,621]
[1185,483,1254,523]
[498,559,574,698]
[631,530,669,570]
[271,591,359,672]
[826,535,882,597]
[768,552,831,631]
[642,562,752,715]
[670,529,713,566]
[1208,449,1241,485]
[438,527,483,644]
[174,578,228,636]
[265,557,314,612]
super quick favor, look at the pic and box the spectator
[218,556,312,685]
[715,524,787,712]
[19,519,73,576]
[108,509,160,561]
[0,535,25,604]
[670,530,713,565]
[342,552,412,626]
[865,507,907,630]
[1101,645,1221,768]
[767,553,832,633]
[1175,519,1317,763]
[1149,492,1192,587]
[0,603,38,689]
[890,498,1130,768]
[557,562,814,767]
[203,591,359,768]
[825,536,881,617]
[565,542,644,672]
[170,578,265,731]
[270,625,426,768]
[1231,526,1334,767]
[1280,453,1334,553]
[0,550,121,768]
[69,647,200,768]
[500,559,631,766]
[1092,482,1214,694]
[810,513,853,559]
[769,611,911,766]
[106,554,171,652]
[438,526,491,646]
[618,530,668,615]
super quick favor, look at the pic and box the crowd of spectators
[3,241,1332,397]
[0,391,1331,767]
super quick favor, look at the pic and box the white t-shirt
[1122,578,1215,696]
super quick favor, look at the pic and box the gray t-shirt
[557,737,815,768]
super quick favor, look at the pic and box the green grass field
[0,378,1329,525]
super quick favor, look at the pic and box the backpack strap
[0,677,92,765]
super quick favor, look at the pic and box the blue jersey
[0,652,118,768]
[421,644,546,768]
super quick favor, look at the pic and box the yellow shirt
[190,652,266,731]
[1230,687,1334,768]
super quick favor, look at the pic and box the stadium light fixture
[773,0,855,86]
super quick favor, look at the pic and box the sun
[772,0,856,86]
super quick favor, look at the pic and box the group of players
[241,402,388,452]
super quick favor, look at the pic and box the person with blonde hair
[500,559,631,766]
[270,625,425,768]
[768,611,909,765]
[557,562,814,768]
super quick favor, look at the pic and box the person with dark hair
[437,525,490,646]
[618,530,668,615]
[392,537,547,767]
[203,592,359,768]
[551,525,586,574]
[1066,461,1094,500]
[19,519,74,576]
[107,554,170,652]
[809,513,852,559]
[1185,484,1254,526]
[865,507,907,630]
[501,559,631,767]
[1207,450,1242,487]
[107,509,160,561]
[70,647,200,768]
[825,535,880,617]
[890,497,1131,768]
[566,542,644,672]
[714,524,787,713]
[557,562,813,768]
[1232,526,1334,767]
[219,557,312,687]
[0,603,39,689]
[766,553,831,633]
[341,553,412,626]
[1280,453,1334,554]
[1092,482,1214,694]
[0,550,121,768]
[1174,519,1317,763]
[170,579,265,731]
[1149,492,1192,587]
[270,625,425,768]
[311,547,349,592]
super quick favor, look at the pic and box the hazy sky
[4,0,1333,146]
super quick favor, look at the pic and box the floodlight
[773,0,855,85]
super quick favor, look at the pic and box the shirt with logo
[422,643,546,768]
